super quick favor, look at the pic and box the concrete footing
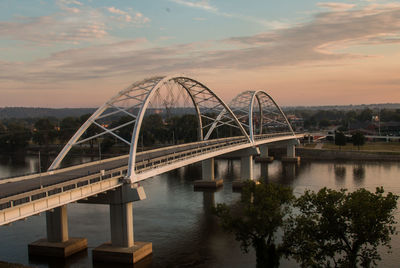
[232,180,260,192]
[28,237,87,258]
[232,180,244,191]
[281,156,300,163]
[193,179,223,189]
[255,156,274,163]
[92,241,152,264]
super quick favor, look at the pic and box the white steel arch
[229,90,295,142]
[48,75,250,183]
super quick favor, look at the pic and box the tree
[319,119,330,129]
[0,121,31,151]
[32,118,57,147]
[285,187,398,268]
[357,108,373,122]
[352,132,365,150]
[59,117,80,143]
[214,181,294,268]
[335,131,346,150]
[0,122,7,150]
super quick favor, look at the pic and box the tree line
[292,108,400,131]
[0,113,236,153]
[214,181,398,268]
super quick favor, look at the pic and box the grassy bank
[321,142,400,153]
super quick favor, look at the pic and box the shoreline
[296,147,400,161]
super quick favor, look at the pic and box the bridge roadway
[0,132,301,225]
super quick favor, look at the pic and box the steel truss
[48,75,250,183]
[228,91,295,142]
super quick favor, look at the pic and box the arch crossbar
[48,75,250,183]
[229,90,295,142]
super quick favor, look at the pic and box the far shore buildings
[348,121,400,136]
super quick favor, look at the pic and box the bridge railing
[0,164,128,212]
[135,136,249,173]
[0,132,299,213]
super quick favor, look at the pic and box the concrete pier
[194,158,223,189]
[230,147,259,191]
[255,145,274,163]
[28,205,87,258]
[281,141,300,163]
[92,184,152,264]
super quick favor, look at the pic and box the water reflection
[29,250,89,268]
[260,163,268,180]
[280,163,298,185]
[353,165,366,184]
[334,165,346,180]
[1,158,400,267]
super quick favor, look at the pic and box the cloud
[170,0,217,12]
[1,4,400,83]
[317,2,356,11]
[107,7,126,15]
[106,6,150,23]
[0,15,107,44]
[57,0,83,13]
[169,0,287,29]
[0,3,151,45]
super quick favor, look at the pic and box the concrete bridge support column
[194,158,223,189]
[92,184,151,264]
[255,145,274,163]
[240,155,254,181]
[28,205,88,257]
[282,140,300,164]
[230,147,259,191]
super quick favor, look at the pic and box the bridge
[0,75,303,264]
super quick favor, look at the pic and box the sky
[0,0,399,108]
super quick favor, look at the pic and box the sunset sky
[0,0,399,107]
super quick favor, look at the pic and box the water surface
[0,155,399,267]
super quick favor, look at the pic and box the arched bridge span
[229,90,294,142]
[49,75,251,181]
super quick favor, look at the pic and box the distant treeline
[289,107,400,131]
[0,107,97,119]
[2,104,400,119]
[284,103,400,111]
[0,112,239,154]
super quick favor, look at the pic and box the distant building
[348,121,400,136]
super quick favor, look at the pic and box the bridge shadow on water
[9,159,303,268]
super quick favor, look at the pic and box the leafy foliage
[214,181,294,268]
[335,131,346,149]
[0,121,31,151]
[32,118,57,146]
[352,132,365,150]
[285,187,398,267]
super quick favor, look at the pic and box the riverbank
[297,147,400,161]
[0,261,30,268]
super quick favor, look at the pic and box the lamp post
[98,139,102,162]
[38,151,42,189]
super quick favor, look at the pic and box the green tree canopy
[0,121,31,151]
[33,118,57,146]
[335,131,346,149]
[59,117,81,143]
[214,181,294,268]
[352,132,365,150]
[285,187,398,268]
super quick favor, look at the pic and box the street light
[38,151,42,189]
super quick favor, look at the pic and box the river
[0,155,399,267]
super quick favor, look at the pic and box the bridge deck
[0,133,302,225]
